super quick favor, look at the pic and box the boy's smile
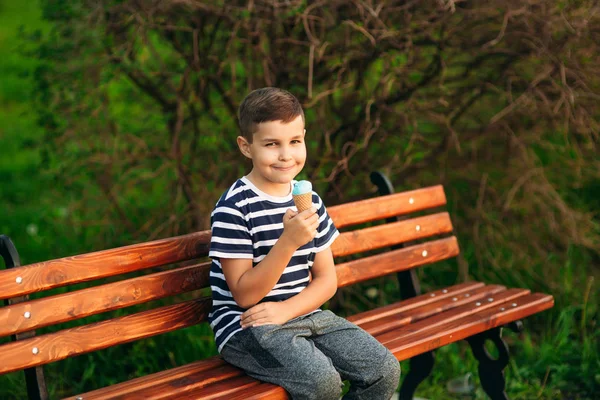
[237,115,307,197]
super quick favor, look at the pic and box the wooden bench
[0,173,554,400]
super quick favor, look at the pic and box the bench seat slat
[225,383,287,400]
[0,263,211,337]
[331,212,453,257]
[383,293,554,359]
[62,287,551,400]
[359,285,507,336]
[0,232,210,301]
[0,298,211,375]
[174,375,262,400]
[347,282,484,325]
[137,364,249,400]
[62,358,228,400]
[328,185,447,229]
[336,236,460,287]
[376,288,531,345]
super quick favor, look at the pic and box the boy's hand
[240,302,291,328]
[280,207,319,249]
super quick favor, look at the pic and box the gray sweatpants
[220,310,401,400]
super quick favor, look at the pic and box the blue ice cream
[293,180,312,195]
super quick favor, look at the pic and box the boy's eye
[265,142,276,147]
[291,140,302,144]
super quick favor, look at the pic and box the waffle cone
[293,192,313,212]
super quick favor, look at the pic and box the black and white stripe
[208,177,339,352]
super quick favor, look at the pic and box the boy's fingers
[298,207,317,218]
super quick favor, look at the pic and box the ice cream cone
[293,192,313,212]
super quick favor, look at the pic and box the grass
[0,2,597,399]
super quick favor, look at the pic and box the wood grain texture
[335,236,460,287]
[60,290,553,400]
[347,282,484,325]
[384,293,555,360]
[376,288,532,345]
[328,185,446,229]
[62,358,228,400]
[331,212,453,257]
[0,231,211,301]
[359,285,508,336]
[0,298,211,375]
[225,384,288,400]
[0,263,211,337]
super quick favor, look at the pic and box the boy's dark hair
[238,87,305,142]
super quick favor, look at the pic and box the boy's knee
[311,368,343,400]
[381,351,401,389]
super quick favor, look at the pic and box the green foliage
[1,1,598,399]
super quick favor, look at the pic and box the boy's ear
[237,136,252,159]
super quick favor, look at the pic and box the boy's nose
[279,150,292,161]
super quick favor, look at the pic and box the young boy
[208,87,400,400]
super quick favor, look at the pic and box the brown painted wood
[376,288,532,345]
[336,236,460,288]
[0,297,211,375]
[331,212,453,257]
[62,358,229,400]
[328,185,446,229]
[347,282,484,325]
[175,375,262,400]
[0,231,211,301]
[131,364,248,400]
[62,290,552,400]
[360,285,507,336]
[0,263,211,337]
[226,384,288,400]
[385,293,554,360]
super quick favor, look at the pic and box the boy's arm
[240,246,337,328]
[222,208,319,309]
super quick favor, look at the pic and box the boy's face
[237,115,306,195]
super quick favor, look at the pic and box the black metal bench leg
[398,351,435,400]
[1,235,49,400]
[467,327,510,400]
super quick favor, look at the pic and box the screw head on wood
[422,250,428,257]
[16,276,23,284]
[32,347,39,355]
[24,312,31,319]
[415,225,421,231]
[475,302,481,306]
[409,197,414,204]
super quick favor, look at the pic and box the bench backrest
[0,185,457,375]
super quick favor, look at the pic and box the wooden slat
[331,212,453,257]
[335,236,460,287]
[376,288,531,345]
[328,185,446,229]
[0,263,211,338]
[0,297,211,375]
[385,292,554,360]
[347,282,484,325]
[64,289,553,400]
[141,364,250,400]
[0,231,211,301]
[62,358,229,400]
[175,375,262,400]
[360,285,508,336]
[226,384,288,400]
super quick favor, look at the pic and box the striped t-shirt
[208,177,340,352]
